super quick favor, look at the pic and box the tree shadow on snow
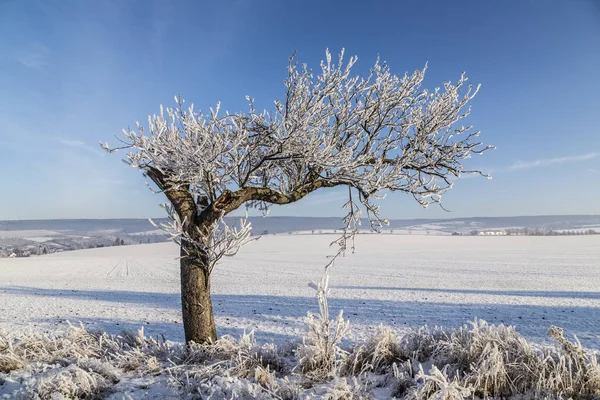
[332,285,600,300]
[214,294,600,348]
[29,316,300,345]
[3,285,599,348]
[0,286,180,309]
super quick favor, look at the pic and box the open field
[1,235,599,349]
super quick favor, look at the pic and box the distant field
[0,235,599,349]
[0,230,60,238]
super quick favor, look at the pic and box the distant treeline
[503,227,599,236]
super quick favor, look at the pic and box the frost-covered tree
[102,49,491,344]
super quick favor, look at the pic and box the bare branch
[103,48,491,272]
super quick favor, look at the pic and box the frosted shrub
[0,335,26,373]
[538,326,600,399]
[389,361,416,398]
[114,347,161,375]
[324,377,373,400]
[75,357,120,384]
[104,329,170,376]
[274,377,302,400]
[0,324,105,371]
[408,364,473,400]
[345,326,403,375]
[389,319,600,399]
[399,326,451,363]
[0,330,26,373]
[0,351,25,373]
[298,270,350,382]
[15,364,114,399]
[450,319,539,397]
[172,374,278,400]
[167,330,290,398]
[180,331,286,376]
[179,331,254,365]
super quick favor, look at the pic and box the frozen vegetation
[1,314,599,399]
[0,234,599,398]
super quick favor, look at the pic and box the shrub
[297,271,350,383]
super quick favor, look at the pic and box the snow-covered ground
[0,235,599,349]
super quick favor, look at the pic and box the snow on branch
[102,49,492,269]
[150,209,255,270]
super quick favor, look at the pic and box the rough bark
[146,167,217,344]
[180,242,217,344]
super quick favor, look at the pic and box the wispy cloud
[56,137,104,157]
[16,44,50,72]
[99,177,126,186]
[458,153,598,180]
[59,139,85,147]
[508,153,598,171]
[589,169,600,176]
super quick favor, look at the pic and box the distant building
[478,231,507,236]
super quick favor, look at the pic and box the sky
[1,0,599,221]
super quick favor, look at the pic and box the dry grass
[379,319,600,399]
[2,288,599,400]
[344,326,404,376]
[1,319,599,399]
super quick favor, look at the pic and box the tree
[102,49,491,344]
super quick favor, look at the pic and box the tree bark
[180,242,217,344]
[145,168,218,344]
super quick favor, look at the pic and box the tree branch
[206,179,345,217]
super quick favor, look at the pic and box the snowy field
[0,230,60,239]
[0,235,599,350]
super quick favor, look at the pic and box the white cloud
[56,137,104,157]
[458,153,598,180]
[508,153,598,171]
[16,44,50,72]
[58,139,85,147]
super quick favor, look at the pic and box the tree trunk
[180,243,217,344]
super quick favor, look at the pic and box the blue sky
[1,0,599,220]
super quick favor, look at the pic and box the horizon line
[1,213,600,223]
